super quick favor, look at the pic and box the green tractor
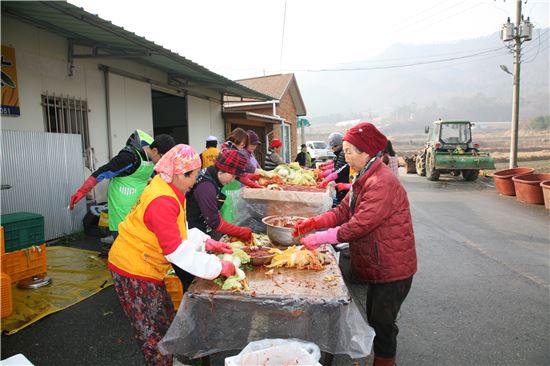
[416,120,495,181]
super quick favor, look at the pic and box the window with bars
[41,93,92,168]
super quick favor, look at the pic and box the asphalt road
[2,171,549,366]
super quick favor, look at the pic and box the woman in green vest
[70,130,175,249]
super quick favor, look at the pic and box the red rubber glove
[219,260,236,277]
[335,183,352,192]
[292,218,317,237]
[247,173,261,180]
[292,211,338,237]
[205,239,234,254]
[300,228,340,250]
[216,217,253,242]
[240,174,263,189]
[70,176,97,209]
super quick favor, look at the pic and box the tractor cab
[416,120,494,181]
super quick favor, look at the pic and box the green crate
[0,212,45,253]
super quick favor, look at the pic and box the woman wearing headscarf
[293,123,417,366]
[108,144,236,366]
[318,132,351,205]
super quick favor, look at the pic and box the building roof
[1,1,271,100]
[225,74,307,116]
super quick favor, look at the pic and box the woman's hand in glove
[240,174,263,188]
[319,172,338,188]
[335,183,351,192]
[319,169,333,178]
[320,161,334,171]
[292,218,317,237]
[219,260,236,277]
[300,228,340,250]
[205,239,233,254]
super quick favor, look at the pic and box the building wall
[1,14,224,201]
[187,95,224,153]
[277,92,298,159]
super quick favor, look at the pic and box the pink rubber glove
[300,227,340,250]
[320,161,334,170]
[335,183,351,192]
[205,239,234,254]
[220,260,236,277]
[319,172,338,188]
[319,169,334,178]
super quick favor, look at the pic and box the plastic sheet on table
[231,187,333,233]
[159,249,374,360]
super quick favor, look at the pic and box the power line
[400,1,484,37]
[292,47,507,72]
[342,46,507,65]
[390,0,460,34]
[279,0,287,73]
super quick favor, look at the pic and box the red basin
[493,167,535,196]
[512,173,550,204]
[540,180,550,210]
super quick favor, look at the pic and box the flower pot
[492,167,535,196]
[541,180,550,210]
[512,173,550,204]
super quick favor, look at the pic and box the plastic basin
[540,180,550,210]
[511,173,550,204]
[493,167,535,196]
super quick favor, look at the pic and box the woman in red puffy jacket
[293,122,417,366]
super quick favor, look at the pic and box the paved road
[2,172,549,365]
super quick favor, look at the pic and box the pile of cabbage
[213,242,251,291]
[257,162,316,186]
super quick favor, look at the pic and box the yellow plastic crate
[1,244,47,283]
[1,272,13,318]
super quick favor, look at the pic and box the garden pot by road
[512,173,550,204]
[540,180,550,210]
[493,167,535,196]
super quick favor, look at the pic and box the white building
[0,1,269,239]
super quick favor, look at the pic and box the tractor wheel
[462,169,479,181]
[416,153,426,176]
[426,153,440,181]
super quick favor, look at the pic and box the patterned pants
[111,272,175,366]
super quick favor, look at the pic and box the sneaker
[100,235,114,244]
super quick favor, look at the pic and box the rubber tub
[492,167,535,196]
[512,173,550,204]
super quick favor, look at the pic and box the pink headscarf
[154,144,201,183]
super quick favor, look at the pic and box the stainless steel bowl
[262,215,306,246]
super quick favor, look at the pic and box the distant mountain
[296,30,549,133]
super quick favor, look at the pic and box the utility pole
[501,0,533,168]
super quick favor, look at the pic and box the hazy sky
[69,0,549,80]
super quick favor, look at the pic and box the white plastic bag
[225,338,322,366]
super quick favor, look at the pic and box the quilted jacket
[332,159,417,283]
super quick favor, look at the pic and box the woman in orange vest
[108,144,236,366]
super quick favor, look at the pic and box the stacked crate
[0,212,48,284]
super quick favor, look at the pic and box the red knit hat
[270,138,282,148]
[343,122,388,157]
[215,149,247,177]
